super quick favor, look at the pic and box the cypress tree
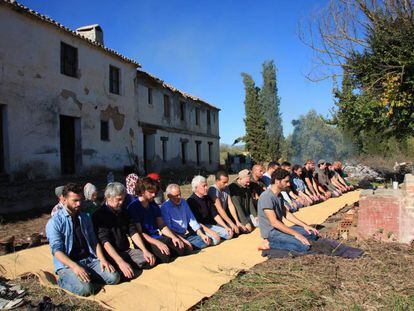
[259,60,284,161]
[242,73,268,162]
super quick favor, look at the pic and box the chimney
[76,24,104,45]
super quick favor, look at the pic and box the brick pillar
[403,174,414,196]
[357,189,402,240]
[357,174,414,244]
[401,174,414,243]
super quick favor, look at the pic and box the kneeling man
[127,177,190,263]
[46,183,120,296]
[93,182,156,280]
[258,169,319,253]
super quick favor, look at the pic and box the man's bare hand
[294,233,310,246]
[118,260,134,279]
[72,265,90,283]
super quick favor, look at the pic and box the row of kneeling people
[264,159,354,212]
[46,161,354,296]
[47,171,255,296]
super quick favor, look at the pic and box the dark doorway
[0,106,4,173]
[60,115,81,174]
[143,130,155,174]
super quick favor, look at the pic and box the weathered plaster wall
[136,78,220,138]
[135,76,220,172]
[0,5,220,178]
[0,7,139,177]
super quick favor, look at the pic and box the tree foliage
[303,0,414,146]
[259,60,284,160]
[287,110,355,164]
[242,73,268,162]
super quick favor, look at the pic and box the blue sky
[20,0,334,144]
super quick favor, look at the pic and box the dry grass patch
[197,240,414,310]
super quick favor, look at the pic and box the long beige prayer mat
[0,190,360,310]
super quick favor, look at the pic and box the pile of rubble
[320,203,359,241]
[343,164,382,181]
[343,162,413,183]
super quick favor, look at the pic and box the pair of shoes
[0,279,26,310]
[0,283,26,300]
[0,297,25,310]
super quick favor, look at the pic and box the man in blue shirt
[161,184,211,249]
[127,177,191,263]
[46,183,120,296]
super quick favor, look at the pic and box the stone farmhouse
[0,0,220,180]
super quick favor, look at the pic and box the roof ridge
[1,0,141,67]
[2,0,219,111]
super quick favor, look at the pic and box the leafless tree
[299,0,414,83]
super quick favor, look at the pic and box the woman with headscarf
[125,173,140,207]
[82,183,100,215]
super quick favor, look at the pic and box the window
[180,101,186,121]
[60,42,78,77]
[195,108,200,125]
[164,95,170,118]
[100,120,109,141]
[161,137,168,162]
[195,141,201,166]
[208,142,213,164]
[207,110,211,126]
[109,65,120,94]
[148,88,153,105]
[181,140,187,164]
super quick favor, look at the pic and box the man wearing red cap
[147,173,165,206]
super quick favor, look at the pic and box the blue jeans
[186,234,209,249]
[205,224,231,245]
[268,225,318,253]
[57,257,120,296]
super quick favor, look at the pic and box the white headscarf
[84,183,97,201]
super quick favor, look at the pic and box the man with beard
[46,183,120,296]
[301,159,328,201]
[257,169,318,253]
[250,164,267,208]
[127,177,190,263]
[208,171,240,235]
[314,160,339,197]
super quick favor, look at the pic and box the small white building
[0,0,220,179]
